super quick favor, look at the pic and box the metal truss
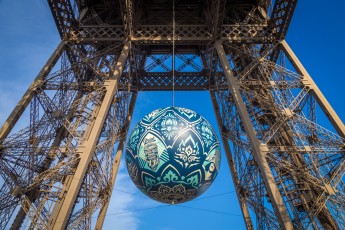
[1,0,345,229]
[210,40,345,229]
[0,41,138,229]
[68,24,275,44]
[49,0,285,45]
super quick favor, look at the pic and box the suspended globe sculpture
[126,107,221,204]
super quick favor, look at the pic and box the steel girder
[68,24,274,44]
[210,40,345,229]
[47,0,296,44]
[0,41,137,229]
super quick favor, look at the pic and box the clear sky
[0,1,345,229]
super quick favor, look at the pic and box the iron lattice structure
[0,0,344,229]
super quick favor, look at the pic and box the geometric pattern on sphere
[126,106,221,204]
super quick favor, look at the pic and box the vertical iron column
[48,42,130,230]
[210,91,254,230]
[214,41,294,230]
[95,92,137,229]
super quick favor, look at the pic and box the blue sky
[0,1,345,229]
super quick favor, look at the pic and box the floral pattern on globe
[126,106,221,204]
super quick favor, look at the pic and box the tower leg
[0,41,66,229]
[0,41,65,142]
[280,40,345,138]
[214,41,294,230]
[95,92,137,230]
[48,42,130,230]
[210,91,254,230]
[280,40,342,229]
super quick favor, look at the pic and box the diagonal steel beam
[210,90,254,230]
[48,42,130,230]
[47,0,76,39]
[281,40,345,138]
[270,0,298,40]
[0,41,65,143]
[215,40,294,230]
[120,0,135,37]
[94,92,137,230]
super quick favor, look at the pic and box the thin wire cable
[194,191,236,201]
[100,205,171,217]
[176,205,242,216]
[114,188,146,198]
[21,189,240,227]
[114,188,235,201]
[104,204,241,217]
[111,188,241,216]
[172,0,175,107]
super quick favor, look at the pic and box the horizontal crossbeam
[117,72,227,91]
[68,25,274,44]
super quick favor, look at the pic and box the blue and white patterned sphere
[126,107,221,204]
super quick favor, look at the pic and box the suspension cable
[172,0,175,107]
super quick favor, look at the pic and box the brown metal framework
[0,0,344,229]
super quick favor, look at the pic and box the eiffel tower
[1,0,344,229]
